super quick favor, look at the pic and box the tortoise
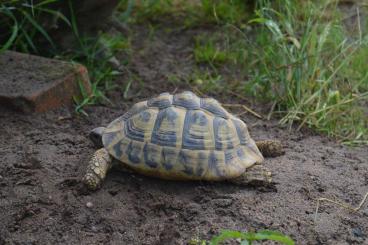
[83,91,284,190]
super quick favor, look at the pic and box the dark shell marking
[102,91,264,180]
[126,141,143,164]
[213,117,238,150]
[151,107,179,147]
[208,151,226,178]
[161,148,177,170]
[124,118,145,142]
[182,110,211,150]
[232,119,250,145]
[143,143,161,168]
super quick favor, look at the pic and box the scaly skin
[83,148,113,190]
[229,165,272,186]
[256,140,284,158]
[229,140,284,186]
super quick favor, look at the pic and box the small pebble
[352,227,364,237]
[86,202,93,208]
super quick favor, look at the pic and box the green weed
[189,230,295,245]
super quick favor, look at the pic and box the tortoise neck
[89,127,106,148]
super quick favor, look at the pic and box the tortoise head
[89,127,106,148]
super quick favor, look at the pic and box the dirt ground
[0,23,367,245]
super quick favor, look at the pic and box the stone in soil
[0,51,91,113]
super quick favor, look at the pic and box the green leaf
[210,230,252,245]
[0,6,19,52]
[20,27,37,53]
[123,79,132,99]
[210,230,294,245]
[34,7,71,26]
[21,10,55,48]
[248,17,268,24]
[254,230,295,245]
[34,0,59,7]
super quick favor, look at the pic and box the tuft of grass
[243,0,368,144]
[194,37,229,65]
[0,0,69,54]
[194,34,239,66]
[70,33,130,115]
[190,0,368,145]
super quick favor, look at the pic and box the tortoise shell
[102,91,264,181]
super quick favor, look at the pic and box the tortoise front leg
[229,165,272,186]
[256,140,284,158]
[83,148,113,190]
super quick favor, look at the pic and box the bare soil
[0,24,367,245]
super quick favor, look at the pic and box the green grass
[194,33,244,66]
[245,0,368,144]
[189,229,295,245]
[71,33,129,115]
[119,0,253,27]
[193,0,252,26]
[0,0,64,54]
[190,0,368,145]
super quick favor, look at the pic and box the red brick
[0,51,92,113]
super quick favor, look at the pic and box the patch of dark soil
[0,23,367,245]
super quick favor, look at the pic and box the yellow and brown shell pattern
[102,91,264,181]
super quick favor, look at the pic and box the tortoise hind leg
[229,165,272,186]
[256,140,284,157]
[83,148,113,191]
